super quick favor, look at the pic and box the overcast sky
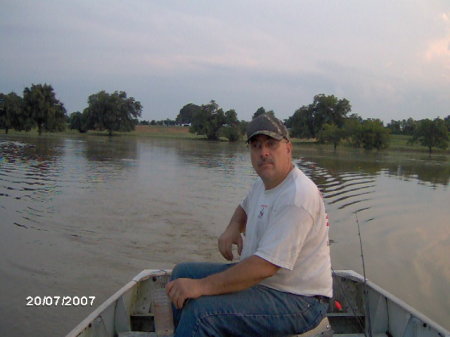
[1,0,449,123]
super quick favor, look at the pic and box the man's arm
[218,205,247,261]
[166,255,280,309]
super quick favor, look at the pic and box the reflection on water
[0,135,449,335]
[0,137,140,230]
[386,159,449,187]
[299,159,377,210]
[296,149,449,188]
[1,139,65,230]
[84,136,138,162]
[295,147,449,332]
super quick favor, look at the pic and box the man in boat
[167,113,332,337]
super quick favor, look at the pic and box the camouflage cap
[246,113,289,142]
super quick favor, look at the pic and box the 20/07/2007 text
[26,296,96,307]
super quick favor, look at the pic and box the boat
[66,269,450,337]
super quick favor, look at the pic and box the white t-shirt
[240,166,333,298]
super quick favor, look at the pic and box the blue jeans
[170,262,328,337]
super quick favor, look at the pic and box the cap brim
[247,131,284,142]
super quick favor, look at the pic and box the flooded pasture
[0,135,449,336]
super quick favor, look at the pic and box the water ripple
[297,158,376,215]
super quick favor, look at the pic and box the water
[0,135,449,336]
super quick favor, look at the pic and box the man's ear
[286,141,292,154]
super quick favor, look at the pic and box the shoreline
[1,126,449,155]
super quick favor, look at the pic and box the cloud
[1,0,450,123]
[423,35,450,82]
[425,37,450,60]
[426,11,450,62]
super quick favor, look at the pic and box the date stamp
[26,296,96,307]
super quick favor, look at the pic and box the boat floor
[117,317,389,337]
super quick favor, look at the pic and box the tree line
[0,84,66,135]
[0,84,142,136]
[176,94,449,153]
[69,90,142,136]
[1,85,448,152]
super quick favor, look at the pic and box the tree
[190,100,226,140]
[387,120,402,135]
[165,119,177,126]
[176,103,201,124]
[387,118,417,135]
[239,120,249,139]
[309,94,351,133]
[221,125,241,142]
[23,84,67,135]
[224,109,238,126]
[85,90,142,136]
[0,93,12,133]
[313,94,351,128]
[252,107,274,120]
[222,109,241,141]
[343,114,364,147]
[285,106,314,138]
[409,118,448,153]
[355,119,390,150]
[318,124,346,150]
[287,94,351,139]
[68,111,88,133]
[0,92,29,134]
[401,118,417,135]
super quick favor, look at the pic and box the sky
[1,0,449,123]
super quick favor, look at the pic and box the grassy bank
[1,126,449,154]
[1,125,202,139]
[293,134,450,154]
[129,125,202,139]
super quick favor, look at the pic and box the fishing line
[355,211,373,337]
[331,267,366,334]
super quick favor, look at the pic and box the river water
[0,134,449,336]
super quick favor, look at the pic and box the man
[166,113,332,337]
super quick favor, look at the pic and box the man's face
[249,134,293,189]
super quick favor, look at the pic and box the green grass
[386,134,449,154]
[1,127,449,154]
[1,126,203,140]
[289,134,449,154]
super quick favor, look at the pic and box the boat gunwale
[65,269,450,337]
[334,270,450,337]
[65,270,171,337]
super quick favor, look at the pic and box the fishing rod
[330,212,373,337]
[355,211,373,337]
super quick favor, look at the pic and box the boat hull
[66,269,449,337]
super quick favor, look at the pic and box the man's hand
[218,227,243,261]
[218,205,247,261]
[166,278,204,309]
[167,256,280,309]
